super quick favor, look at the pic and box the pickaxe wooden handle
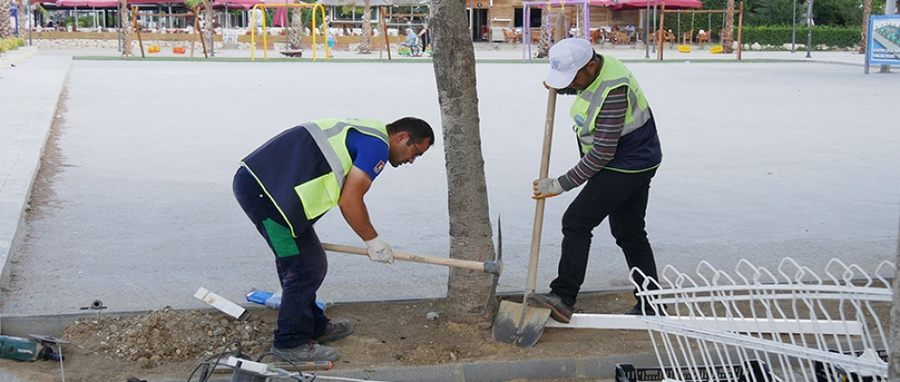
[322,243,502,275]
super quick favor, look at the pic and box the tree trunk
[430,0,497,323]
[119,0,132,56]
[859,0,872,54]
[204,2,214,56]
[287,1,303,50]
[553,10,566,43]
[890,220,900,379]
[536,12,552,58]
[16,0,26,36]
[0,0,12,38]
[723,0,735,53]
[358,0,372,54]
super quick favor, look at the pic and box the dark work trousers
[549,168,658,308]
[233,167,329,349]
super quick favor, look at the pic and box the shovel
[491,88,557,347]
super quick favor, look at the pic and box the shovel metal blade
[491,300,551,347]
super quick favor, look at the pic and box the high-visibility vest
[241,118,388,237]
[569,56,654,165]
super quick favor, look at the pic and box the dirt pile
[63,307,272,368]
[3,292,653,381]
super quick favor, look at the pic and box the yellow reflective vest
[569,55,660,173]
[240,119,388,237]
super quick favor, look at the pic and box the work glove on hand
[364,236,394,264]
[532,178,564,200]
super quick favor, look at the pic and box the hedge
[739,25,861,48]
[0,38,26,53]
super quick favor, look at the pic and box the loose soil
[0,291,652,381]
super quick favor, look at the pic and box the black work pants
[549,168,658,307]
[233,167,329,349]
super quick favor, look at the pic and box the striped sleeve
[558,86,628,191]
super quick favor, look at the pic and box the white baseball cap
[545,38,594,89]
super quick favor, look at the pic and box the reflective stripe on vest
[570,56,652,154]
[296,119,388,221]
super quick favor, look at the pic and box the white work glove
[532,178,564,200]
[364,236,394,264]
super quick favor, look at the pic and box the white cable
[58,344,66,382]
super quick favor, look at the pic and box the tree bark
[204,2,214,56]
[723,0,735,53]
[16,0,27,36]
[1,0,13,38]
[859,0,872,54]
[553,10,566,43]
[890,219,900,379]
[536,12,552,58]
[358,0,372,54]
[119,0,132,56]
[287,0,303,50]
[430,0,497,323]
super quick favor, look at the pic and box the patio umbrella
[609,0,702,9]
[212,0,262,9]
[55,0,118,7]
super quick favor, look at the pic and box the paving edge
[0,54,73,286]
[184,352,660,382]
[0,46,38,68]
[2,307,659,382]
[0,287,637,336]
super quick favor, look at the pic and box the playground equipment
[250,2,330,61]
[657,2,744,61]
[129,6,208,58]
[522,0,591,61]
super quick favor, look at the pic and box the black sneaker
[270,342,339,362]
[528,293,574,324]
[314,319,354,344]
[624,302,665,316]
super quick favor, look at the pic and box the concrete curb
[173,352,659,382]
[0,52,72,289]
[0,46,38,68]
[69,54,869,66]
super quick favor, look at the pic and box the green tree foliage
[697,0,887,27]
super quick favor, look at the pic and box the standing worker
[234,117,434,361]
[529,38,663,322]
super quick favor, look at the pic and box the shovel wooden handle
[323,243,498,274]
[525,88,558,294]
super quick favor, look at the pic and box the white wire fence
[622,258,893,382]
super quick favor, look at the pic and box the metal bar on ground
[545,314,865,335]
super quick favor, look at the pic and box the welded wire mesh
[628,258,893,382]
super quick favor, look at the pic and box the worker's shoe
[624,302,665,316]
[528,293,573,324]
[270,342,339,362]
[314,319,354,344]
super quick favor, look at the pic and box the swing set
[129,6,209,58]
[656,1,744,61]
[521,0,592,61]
[250,2,330,61]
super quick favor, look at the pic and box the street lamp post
[645,0,650,58]
[805,0,813,58]
[27,1,33,45]
[881,0,897,72]
[791,0,796,53]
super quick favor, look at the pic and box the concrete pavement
[0,49,71,284]
[47,42,873,65]
[0,47,898,319]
